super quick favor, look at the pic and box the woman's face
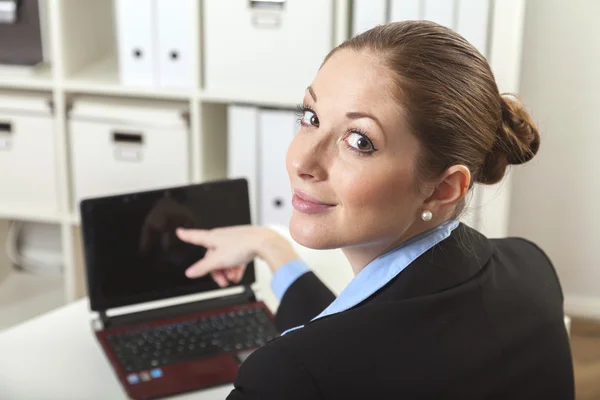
[286,49,429,255]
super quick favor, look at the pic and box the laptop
[79,178,279,400]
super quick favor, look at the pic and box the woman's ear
[422,165,471,216]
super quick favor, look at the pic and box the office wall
[510,0,600,318]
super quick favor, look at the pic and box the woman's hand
[176,226,299,287]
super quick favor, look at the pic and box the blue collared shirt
[270,220,460,335]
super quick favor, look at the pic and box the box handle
[249,0,285,9]
[0,121,12,133]
[0,122,11,150]
[113,131,143,144]
[250,0,284,28]
[112,131,143,162]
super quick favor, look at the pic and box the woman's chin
[289,213,338,250]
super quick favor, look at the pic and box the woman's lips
[292,190,335,214]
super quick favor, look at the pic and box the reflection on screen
[82,180,254,310]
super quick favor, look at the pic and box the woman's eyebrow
[307,86,318,102]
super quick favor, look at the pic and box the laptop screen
[80,179,255,311]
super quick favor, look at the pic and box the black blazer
[227,224,574,399]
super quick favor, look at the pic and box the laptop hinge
[91,310,110,331]
[96,285,258,330]
[243,284,256,302]
[100,311,110,327]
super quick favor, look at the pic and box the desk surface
[0,298,237,400]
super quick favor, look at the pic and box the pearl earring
[421,210,433,222]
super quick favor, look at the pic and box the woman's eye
[346,132,375,152]
[301,110,320,127]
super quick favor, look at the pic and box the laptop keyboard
[106,308,279,372]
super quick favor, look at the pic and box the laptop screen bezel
[80,178,256,312]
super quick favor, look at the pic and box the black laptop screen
[80,179,255,311]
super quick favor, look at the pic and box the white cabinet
[227,105,297,227]
[68,99,190,207]
[203,0,334,98]
[0,92,58,214]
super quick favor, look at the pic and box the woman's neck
[341,220,445,275]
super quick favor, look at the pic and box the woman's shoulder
[491,235,553,261]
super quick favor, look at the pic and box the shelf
[0,64,53,91]
[64,56,193,100]
[200,88,300,109]
[0,208,63,224]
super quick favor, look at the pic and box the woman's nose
[286,133,328,182]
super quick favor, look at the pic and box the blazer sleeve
[226,340,322,400]
[274,271,336,332]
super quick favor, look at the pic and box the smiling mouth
[292,190,335,214]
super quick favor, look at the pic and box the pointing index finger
[176,228,213,247]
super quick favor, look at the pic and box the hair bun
[499,95,540,164]
[477,95,540,185]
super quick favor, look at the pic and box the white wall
[510,0,600,318]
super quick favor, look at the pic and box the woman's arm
[274,270,336,332]
[177,226,336,331]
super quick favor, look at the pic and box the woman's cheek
[336,162,410,211]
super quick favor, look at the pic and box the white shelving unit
[0,0,526,305]
[0,0,350,304]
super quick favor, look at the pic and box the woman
[177,21,574,399]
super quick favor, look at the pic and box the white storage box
[68,98,190,207]
[0,92,58,214]
[203,0,334,99]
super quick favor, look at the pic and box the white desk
[0,298,235,400]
